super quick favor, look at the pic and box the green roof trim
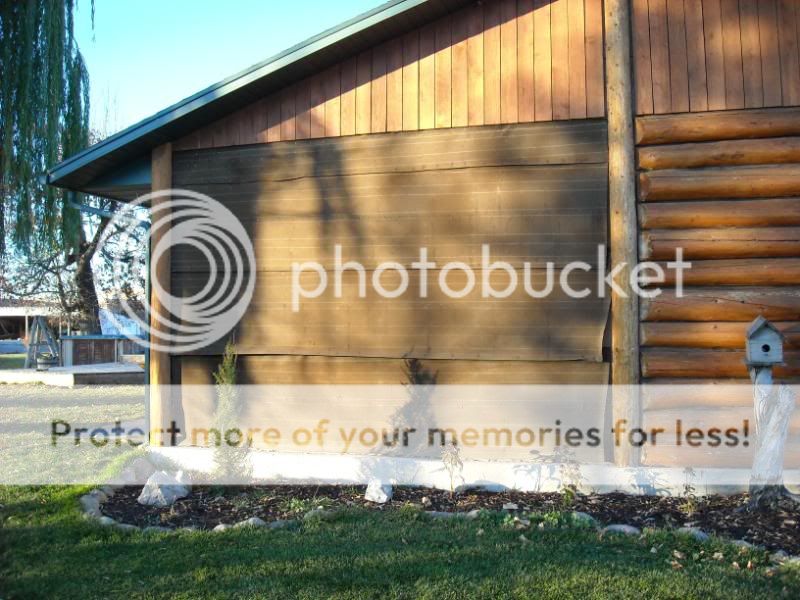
[47,0,469,196]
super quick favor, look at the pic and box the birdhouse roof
[746,316,784,340]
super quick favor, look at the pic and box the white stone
[97,516,116,526]
[602,524,641,536]
[732,539,755,549]
[137,471,190,507]
[79,494,101,517]
[115,523,138,532]
[502,502,519,511]
[234,517,267,528]
[570,512,598,528]
[365,480,393,504]
[677,527,710,542]
[213,523,231,532]
[466,509,482,520]
[304,508,335,521]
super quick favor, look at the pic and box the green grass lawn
[1,486,798,599]
[0,354,25,370]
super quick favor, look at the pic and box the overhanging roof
[47,0,472,199]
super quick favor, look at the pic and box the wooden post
[149,143,172,446]
[605,0,640,466]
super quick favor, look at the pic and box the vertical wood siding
[633,0,800,115]
[174,0,606,151]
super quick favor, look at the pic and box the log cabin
[46,0,800,489]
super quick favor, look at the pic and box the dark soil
[101,486,800,554]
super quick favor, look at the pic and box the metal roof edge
[47,0,429,187]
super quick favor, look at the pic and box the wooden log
[149,143,172,446]
[641,321,800,349]
[656,258,800,286]
[635,107,800,145]
[642,348,800,378]
[641,227,800,259]
[642,379,761,410]
[641,287,800,322]
[640,165,800,201]
[605,0,641,467]
[643,408,800,436]
[640,198,800,229]
[637,137,800,170]
[642,443,800,469]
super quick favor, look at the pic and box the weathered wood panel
[179,355,610,385]
[173,120,608,184]
[174,0,607,151]
[634,0,800,115]
[172,122,610,364]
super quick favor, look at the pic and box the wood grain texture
[551,0,571,119]
[500,0,519,124]
[484,0,503,124]
[633,0,800,115]
[642,227,800,259]
[640,198,800,229]
[434,18,452,128]
[641,287,800,322]
[180,355,611,386]
[639,164,800,201]
[567,0,587,119]
[585,0,605,117]
[636,108,800,144]
[467,3,485,125]
[684,0,708,111]
[150,143,173,445]
[758,0,782,107]
[517,0,535,123]
[174,0,607,151]
[451,9,469,127]
[637,137,800,170]
[172,124,610,363]
[642,348,800,378]
[666,0,689,113]
[403,31,420,131]
[606,0,641,466]
[641,321,800,349]
[533,0,553,121]
[386,39,404,132]
[419,23,436,129]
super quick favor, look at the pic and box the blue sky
[75,0,379,135]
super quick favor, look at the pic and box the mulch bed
[101,485,800,554]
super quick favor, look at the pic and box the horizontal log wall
[633,0,800,116]
[174,0,605,151]
[637,108,800,467]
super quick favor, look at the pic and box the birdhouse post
[745,317,796,507]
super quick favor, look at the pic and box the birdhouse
[745,316,784,367]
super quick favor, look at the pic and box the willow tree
[0,1,101,330]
